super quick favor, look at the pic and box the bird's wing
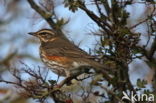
[61,46,94,59]
[45,45,94,59]
[43,38,94,59]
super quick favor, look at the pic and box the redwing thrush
[28,29,109,78]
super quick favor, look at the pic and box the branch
[27,0,66,37]
[129,12,156,29]
[100,85,121,102]
[94,0,108,20]
[27,0,56,29]
[78,1,112,35]
[0,51,17,66]
[148,35,156,59]
[0,65,73,103]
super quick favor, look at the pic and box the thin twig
[130,13,156,29]
[100,85,121,102]
[78,1,112,35]
[148,35,156,59]
[27,0,55,29]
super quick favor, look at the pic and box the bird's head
[28,29,57,42]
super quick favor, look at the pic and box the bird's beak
[28,32,36,36]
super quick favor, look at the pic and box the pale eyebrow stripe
[38,30,55,35]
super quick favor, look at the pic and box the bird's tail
[89,61,108,71]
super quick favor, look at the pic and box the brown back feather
[41,37,94,59]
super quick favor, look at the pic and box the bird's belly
[41,56,67,76]
[40,50,91,76]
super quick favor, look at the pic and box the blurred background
[0,0,155,103]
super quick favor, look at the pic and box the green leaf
[137,79,147,88]
[48,80,57,86]
[64,0,81,12]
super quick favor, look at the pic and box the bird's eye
[40,33,45,36]
[39,33,52,39]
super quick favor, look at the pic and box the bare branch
[27,0,55,29]
[0,51,17,66]
[130,7,156,29]
[148,35,156,59]
[78,1,112,35]
[0,65,73,103]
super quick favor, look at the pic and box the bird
[28,29,109,79]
